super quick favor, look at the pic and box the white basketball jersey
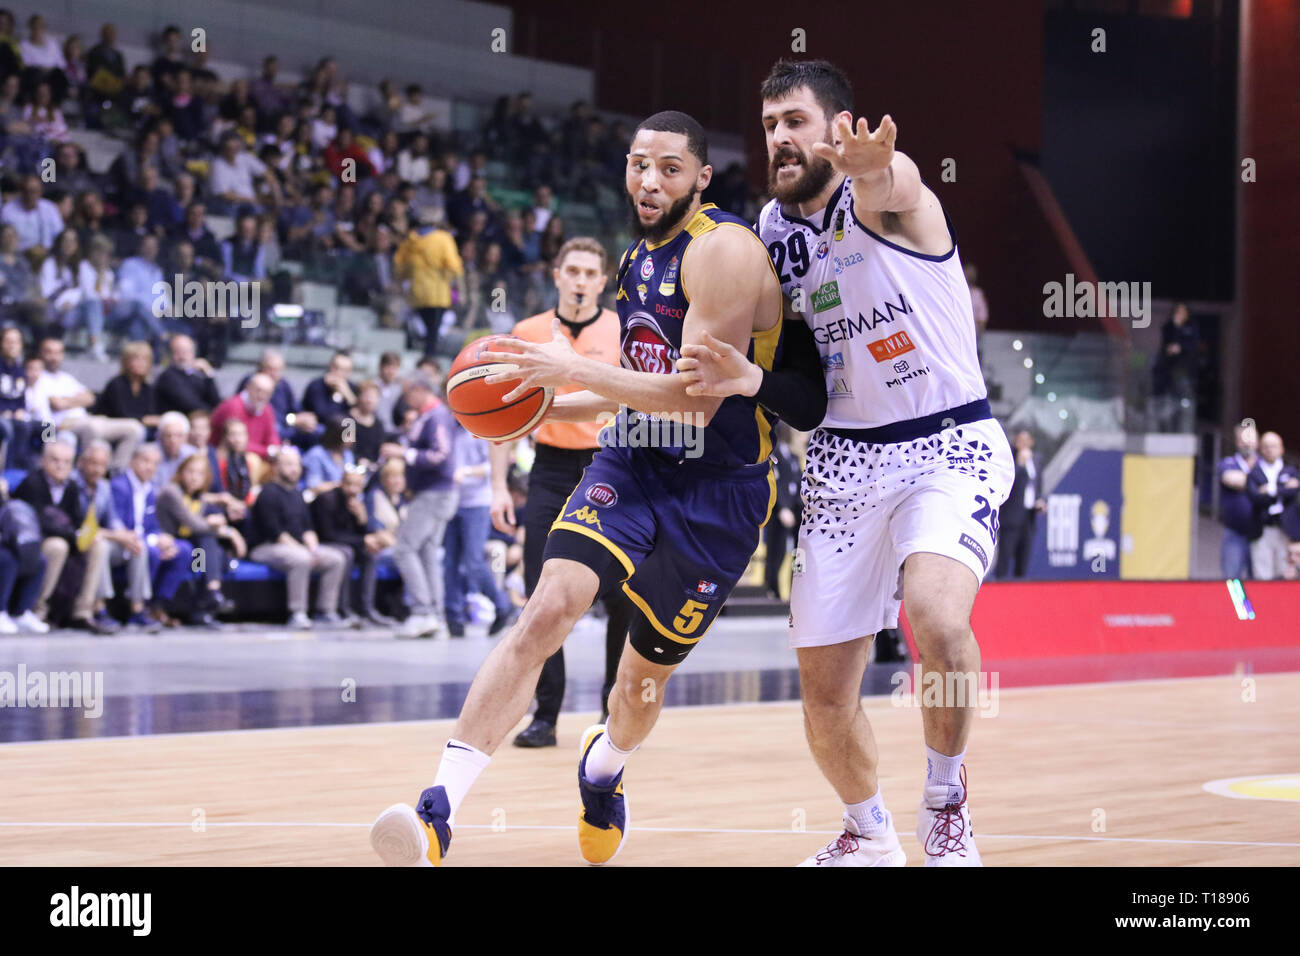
[757,178,986,429]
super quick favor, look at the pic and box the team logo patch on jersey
[868,330,917,363]
[812,281,841,313]
[585,483,618,507]
[636,282,648,304]
[640,256,655,281]
[696,580,718,596]
[815,240,829,259]
[621,312,679,375]
[822,351,845,371]
[958,533,989,571]
[658,255,678,296]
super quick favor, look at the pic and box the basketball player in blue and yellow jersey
[369,111,786,866]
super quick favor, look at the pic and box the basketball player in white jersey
[677,59,1013,866]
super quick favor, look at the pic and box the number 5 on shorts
[673,599,709,636]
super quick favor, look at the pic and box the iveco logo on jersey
[621,312,678,375]
[813,293,913,344]
[586,483,618,507]
[868,330,916,362]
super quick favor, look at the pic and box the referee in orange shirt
[489,237,633,748]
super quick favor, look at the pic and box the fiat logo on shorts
[586,483,618,507]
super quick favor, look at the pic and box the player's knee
[907,605,972,655]
[801,693,859,737]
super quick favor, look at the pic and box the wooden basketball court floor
[2,671,1297,866]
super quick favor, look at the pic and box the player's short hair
[634,110,708,166]
[554,237,608,275]
[760,59,854,119]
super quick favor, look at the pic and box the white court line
[0,821,1296,848]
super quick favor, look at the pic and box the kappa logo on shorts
[564,505,603,531]
[791,547,806,575]
[585,483,618,507]
[958,533,989,571]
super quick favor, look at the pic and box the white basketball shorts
[788,414,1014,648]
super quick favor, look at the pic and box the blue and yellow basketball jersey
[612,203,782,472]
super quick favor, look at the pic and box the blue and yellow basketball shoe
[577,724,629,865]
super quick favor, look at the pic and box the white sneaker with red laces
[797,812,907,867]
[917,766,982,866]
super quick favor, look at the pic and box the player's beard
[629,186,698,243]
[769,136,837,206]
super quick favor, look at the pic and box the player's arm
[813,113,950,254]
[480,228,769,425]
[677,303,827,431]
[546,389,619,423]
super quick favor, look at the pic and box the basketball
[445,334,554,441]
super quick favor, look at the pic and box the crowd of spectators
[0,13,756,366]
[0,335,522,635]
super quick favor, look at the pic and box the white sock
[844,788,890,836]
[583,727,636,786]
[925,745,966,801]
[433,738,490,826]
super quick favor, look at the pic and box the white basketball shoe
[917,766,983,866]
[797,811,907,867]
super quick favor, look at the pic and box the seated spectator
[168,202,223,280]
[157,452,243,617]
[74,437,151,631]
[14,439,116,633]
[302,350,359,425]
[249,56,291,120]
[0,224,42,333]
[350,381,389,466]
[19,16,68,102]
[69,189,107,249]
[156,333,221,414]
[248,446,348,628]
[85,23,127,113]
[310,466,379,623]
[0,326,37,468]
[209,132,267,213]
[109,127,161,207]
[186,408,222,490]
[114,234,171,346]
[153,410,197,489]
[302,417,356,495]
[150,25,185,91]
[323,127,375,181]
[237,348,317,448]
[165,69,206,143]
[375,352,403,428]
[360,458,407,625]
[0,490,47,632]
[29,338,144,469]
[53,143,96,198]
[209,371,279,464]
[221,210,266,283]
[212,417,255,521]
[93,341,161,429]
[3,173,64,255]
[39,231,107,358]
[397,133,432,185]
[105,201,152,260]
[108,443,195,628]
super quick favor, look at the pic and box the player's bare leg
[902,550,984,866]
[370,558,598,866]
[576,635,679,864]
[794,637,906,866]
[451,558,599,752]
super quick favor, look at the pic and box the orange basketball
[445,334,554,441]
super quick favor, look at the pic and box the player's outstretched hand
[811,113,896,179]
[677,331,762,399]
[482,319,578,402]
[490,486,515,534]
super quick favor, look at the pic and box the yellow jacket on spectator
[394,226,463,309]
